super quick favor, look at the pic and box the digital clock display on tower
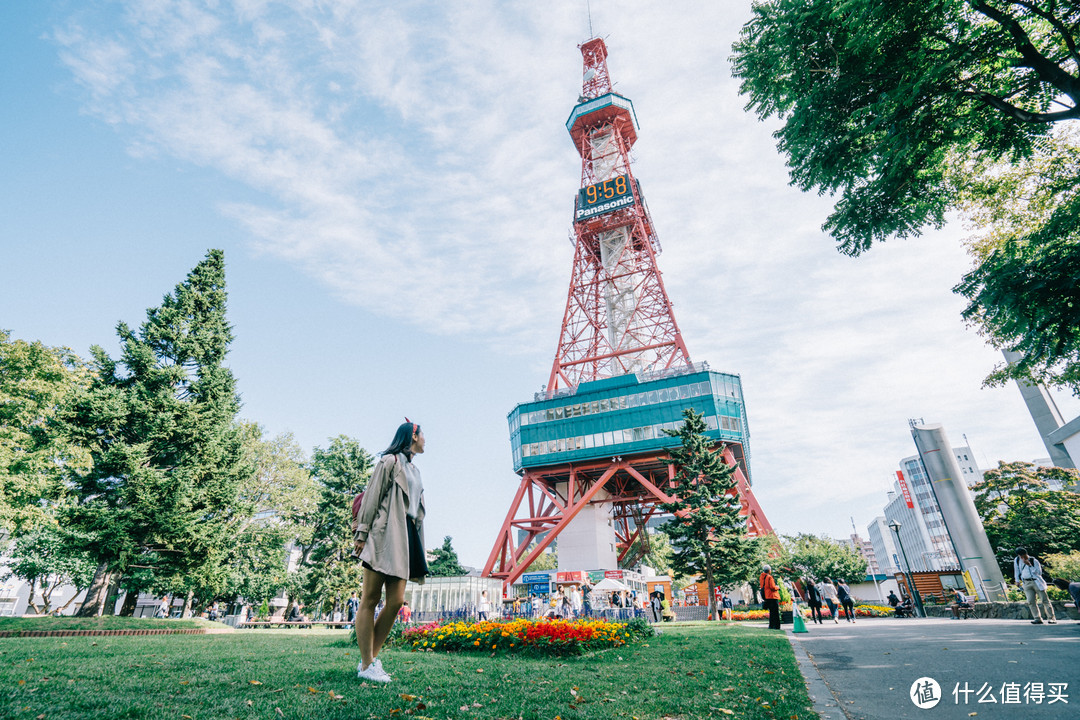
[576,174,636,221]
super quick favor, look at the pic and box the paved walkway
[784,617,1079,720]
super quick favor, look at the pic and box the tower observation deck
[483,38,772,588]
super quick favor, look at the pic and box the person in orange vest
[759,564,781,630]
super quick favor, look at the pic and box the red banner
[556,571,583,583]
[896,470,915,509]
[604,570,624,579]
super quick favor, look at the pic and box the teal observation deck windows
[507,366,750,476]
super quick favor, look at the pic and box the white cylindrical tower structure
[910,423,1007,600]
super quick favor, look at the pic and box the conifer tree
[658,409,762,621]
[63,250,246,616]
[427,536,466,577]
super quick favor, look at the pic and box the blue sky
[3,1,1077,568]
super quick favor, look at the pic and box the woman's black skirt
[407,516,428,580]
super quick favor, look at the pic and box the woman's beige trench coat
[354,453,426,582]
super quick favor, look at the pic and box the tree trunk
[55,591,81,615]
[103,576,121,616]
[40,576,56,614]
[182,590,194,618]
[75,563,111,617]
[119,589,139,617]
[26,577,41,615]
[704,561,717,621]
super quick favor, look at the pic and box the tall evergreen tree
[658,409,762,621]
[63,250,246,616]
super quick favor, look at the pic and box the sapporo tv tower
[482,38,773,587]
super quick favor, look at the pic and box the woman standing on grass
[353,421,428,684]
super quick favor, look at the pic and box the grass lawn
[0,616,229,632]
[0,621,814,720]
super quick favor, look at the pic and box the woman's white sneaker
[357,661,391,683]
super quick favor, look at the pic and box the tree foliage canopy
[0,332,91,533]
[970,460,1080,574]
[293,435,373,614]
[772,533,869,584]
[732,1,1080,389]
[427,536,467,577]
[658,409,763,618]
[62,250,247,607]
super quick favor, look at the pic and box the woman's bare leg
[372,577,407,660]
[357,567,386,669]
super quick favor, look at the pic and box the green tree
[732,1,1080,389]
[62,250,247,616]
[658,409,763,621]
[773,533,868,584]
[523,545,558,573]
[636,529,698,592]
[294,436,373,618]
[0,331,91,533]
[1044,551,1080,581]
[971,460,1080,576]
[427,535,467,577]
[228,425,318,607]
[4,521,96,614]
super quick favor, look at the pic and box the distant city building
[866,517,900,576]
[837,533,879,575]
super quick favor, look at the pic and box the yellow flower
[474,640,480,646]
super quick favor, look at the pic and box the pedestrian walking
[820,579,840,623]
[804,579,824,624]
[1013,548,1056,624]
[837,579,856,623]
[650,592,662,623]
[759,564,781,630]
[353,421,429,683]
[721,593,733,621]
[478,590,491,621]
[346,592,360,627]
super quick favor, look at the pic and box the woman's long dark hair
[382,421,419,459]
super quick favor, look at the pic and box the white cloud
[49,0,1072,546]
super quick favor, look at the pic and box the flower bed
[399,617,648,656]
[730,604,895,621]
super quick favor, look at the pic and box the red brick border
[0,628,232,638]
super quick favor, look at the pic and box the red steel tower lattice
[547,37,692,394]
[482,39,774,590]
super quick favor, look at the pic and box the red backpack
[351,491,365,526]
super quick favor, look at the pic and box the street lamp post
[888,519,925,618]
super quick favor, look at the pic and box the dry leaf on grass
[249,680,262,685]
